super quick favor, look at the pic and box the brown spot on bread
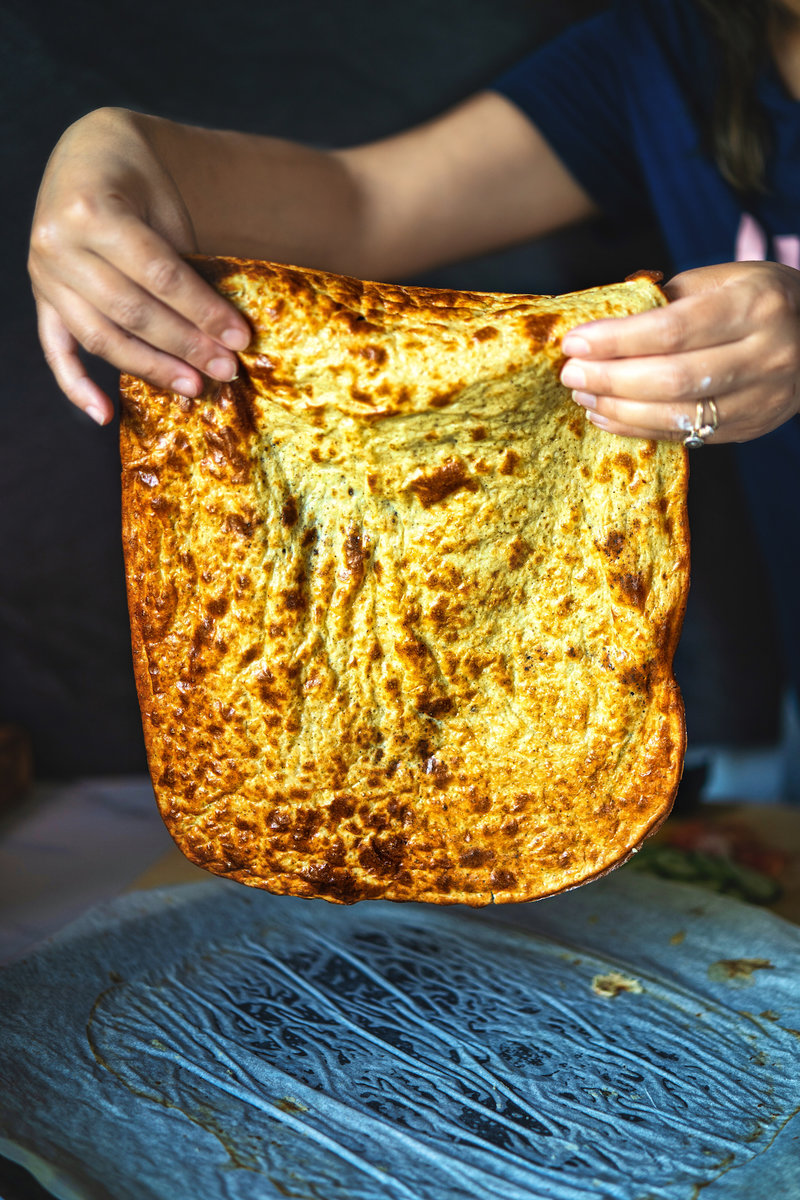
[460,846,495,867]
[202,424,250,483]
[524,313,559,344]
[601,530,625,560]
[425,756,452,788]
[281,496,298,527]
[408,459,478,508]
[508,537,530,570]
[429,597,448,626]
[619,661,653,694]
[343,529,365,581]
[358,344,388,365]
[613,570,650,610]
[283,586,307,612]
[223,513,256,538]
[417,695,454,719]
[350,386,374,405]
[329,796,356,821]
[491,868,518,890]
[206,597,229,618]
[339,310,380,335]
[499,449,519,476]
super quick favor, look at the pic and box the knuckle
[658,310,686,353]
[748,284,789,327]
[195,300,227,332]
[663,359,692,398]
[41,345,63,373]
[29,218,63,261]
[110,293,149,332]
[81,325,109,358]
[766,336,800,377]
[145,256,183,296]
[669,404,692,435]
[62,191,102,229]
[135,355,188,393]
[179,330,211,364]
[594,395,620,422]
[591,364,615,395]
[769,385,796,419]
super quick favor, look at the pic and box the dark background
[0,0,781,781]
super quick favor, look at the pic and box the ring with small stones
[683,398,719,448]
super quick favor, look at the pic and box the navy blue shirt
[493,0,800,703]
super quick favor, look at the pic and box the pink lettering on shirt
[775,235,800,270]
[735,213,768,261]
[735,213,800,268]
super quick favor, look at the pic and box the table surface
[3,786,800,1200]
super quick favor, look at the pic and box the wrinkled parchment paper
[1,872,800,1199]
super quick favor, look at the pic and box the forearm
[139,90,596,282]
[136,112,370,273]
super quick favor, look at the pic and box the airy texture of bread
[121,258,688,905]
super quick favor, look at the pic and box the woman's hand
[560,261,800,444]
[28,108,251,425]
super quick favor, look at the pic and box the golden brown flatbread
[121,258,688,905]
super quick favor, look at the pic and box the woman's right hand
[28,107,251,424]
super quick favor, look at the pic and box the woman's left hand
[560,260,800,443]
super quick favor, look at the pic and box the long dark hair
[694,0,772,195]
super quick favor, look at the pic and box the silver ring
[683,398,719,448]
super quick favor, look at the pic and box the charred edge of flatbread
[188,255,670,336]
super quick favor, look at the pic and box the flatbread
[120,258,688,905]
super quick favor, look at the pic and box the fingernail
[220,327,250,351]
[85,404,107,426]
[208,356,238,381]
[172,376,197,396]
[560,362,586,389]
[562,335,591,356]
[572,390,597,410]
[588,412,613,430]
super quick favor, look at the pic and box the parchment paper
[1,871,799,1199]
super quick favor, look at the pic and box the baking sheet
[1,872,799,1199]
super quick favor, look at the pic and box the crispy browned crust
[120,258,688,905]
